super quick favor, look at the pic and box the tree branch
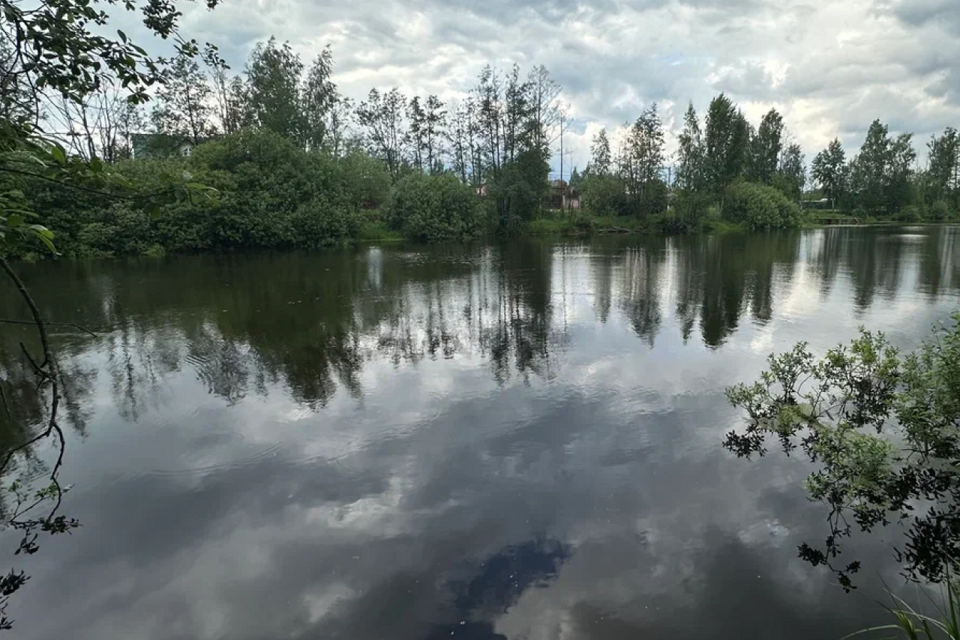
[0,319,97,338]
[0,256,65,506]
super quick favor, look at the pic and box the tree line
[9,33,960,257]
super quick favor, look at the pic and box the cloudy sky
[153,0,959,173]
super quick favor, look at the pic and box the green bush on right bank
[387,173,483,243]
[722,181,802,230]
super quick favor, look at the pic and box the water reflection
[5,228,960,414]
[0,226,959,639]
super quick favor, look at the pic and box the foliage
[302,46,338,151]
[672,190,715,231]
[930,200,956,222]
[748,108,784,183]
[847,120,917,216]
[925,128,960,211]
[676,102,705,191]
[776,143,805,202]
[620,104,666,216]
[723,181,802,230]
[725,315,960,588]
[488,148,550,234]
[356,88,408,180]
[896,205,924,223]
[590,129,612,176]
[813,139,847,209]
[152,53,216,145]
[0,0,225,629]
[388,173,482,242]
[705,94,751,196]
[339,150,392,212]
[581,173,632,217]
[245,38,305,142]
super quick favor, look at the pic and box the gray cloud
[164,0,960,166]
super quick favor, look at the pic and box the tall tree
[526,64,561,156]
[449,100,471,183]
[302,46,338,151]
[503,65,531,163]
[887,132,916,213]
[407,96,427,172]
[423,95,446,173]
[466,97,484,188]
[591,128,612,176]
[356,87,407,179]
[48,83,144,161]
[847,119,890,213]
[623,104,665,215]
[675,102,704,191]
[777,142,805,203]
[151,53,216,145]
[476,65,504,178]
[704,94,749,197]
[811,138,846,209]
[203,44,245,135]
[926,127,959,206]
[749,108,784,183]
[326,96,352,160]
[246,37,304,142]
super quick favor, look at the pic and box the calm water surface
[3,226,960,639]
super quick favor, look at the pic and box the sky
[132,0,960,175]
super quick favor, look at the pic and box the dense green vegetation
[4,27,957,259]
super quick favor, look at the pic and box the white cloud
[152,0,959,173]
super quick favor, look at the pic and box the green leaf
[51,146,66,165]
[118,29,127,42]
[27,224,54,239]
[29,228,57,254]
[147,204,162,220]
[7,214,23,229]
[90,157,104,174]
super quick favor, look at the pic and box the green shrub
[639,179,669,217]
[291,199,360,247]
[930,200,955,221]
[650,211,689,234]
[723,181,802,230]
[487,149,550,234]
[389,173,483,243]
[581,174,631,217]
[896,205,923,222]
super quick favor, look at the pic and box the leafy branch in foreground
[0,0,224,631]
[724,316,960,590]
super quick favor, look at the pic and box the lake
[2,226,960,639]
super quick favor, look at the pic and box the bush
[649,211,689,234]
[581,174,631,217]
[389,173,483,243]
[639,179,669,217]
[930,200,955,222]
[723,181,802,230]
[669,190,714,232]
[291,199,360,248]
[895,205,923,222]
[339,150,392,212]
[487,149,550,234]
